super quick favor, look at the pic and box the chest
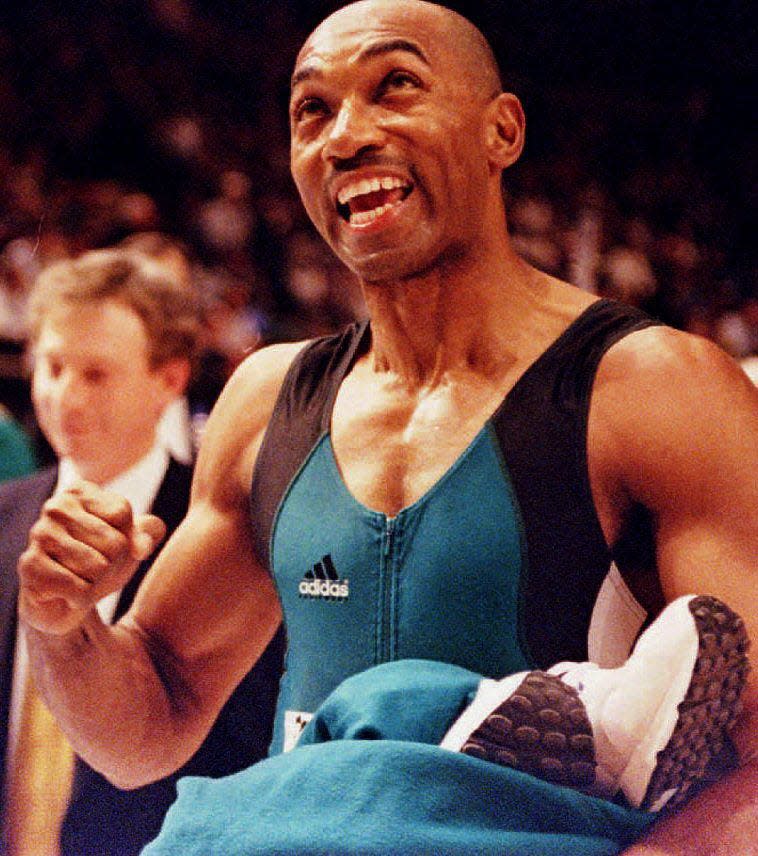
[270,428,531,710]
[330,368,518,516]
[329,363,630,557]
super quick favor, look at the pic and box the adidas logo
[299,554,349,601]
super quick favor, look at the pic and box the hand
[17,480,167,636]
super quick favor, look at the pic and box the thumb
[130,513,167,561]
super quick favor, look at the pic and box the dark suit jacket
[0,460,284,856]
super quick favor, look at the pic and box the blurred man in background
[0,248,282,856]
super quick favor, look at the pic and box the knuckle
[84,550,111,579]
[41,491,66,512]
[28,518,46,540]
[110,501,134,531]
[17,542,47,575]
[28,518,62,552]
[85,491,134,532]
[16,548,36,581]
[100,529,131,560]
[39,498,63,526]
[47,487,78,511]
[32,527,62,554]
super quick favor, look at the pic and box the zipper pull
[384,517,395,557]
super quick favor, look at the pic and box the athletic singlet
[250,299,660,754]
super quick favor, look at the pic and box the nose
[322,97,384,163]
[56,369,88,412]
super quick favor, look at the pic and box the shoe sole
[635,595,750,812]
[460,671,598,789]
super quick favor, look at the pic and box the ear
[155,357,192,399]
[484,92,525,172]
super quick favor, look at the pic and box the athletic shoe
[440,595,750,811]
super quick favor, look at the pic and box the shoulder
[232,338,314,390]
[189,340,312,506]
[592,325,758,502]
[0,466,56,510]
[596,324,757,422]
[204,322,365,443]
[211,340,313,432]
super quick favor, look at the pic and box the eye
[293,97,329,124]
[378,69,422,96]
[83,367,107,384]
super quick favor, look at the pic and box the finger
[29,516,120,585]
[42,504,132,566]
[19,543,141,635]
[67,480,135,533]
[130,513,167,561]
[18,547,96,613]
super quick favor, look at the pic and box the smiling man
[15,2,757,854]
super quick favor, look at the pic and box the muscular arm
[18,341,305,788]
[591,328,758,855]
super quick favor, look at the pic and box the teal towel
[143,661,655,855]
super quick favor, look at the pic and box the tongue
[349,187,406,214]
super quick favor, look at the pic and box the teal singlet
[249,299,661,754]
[271,425,530,751]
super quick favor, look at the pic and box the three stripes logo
[299,554,349,601]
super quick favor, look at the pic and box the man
[0,248,282,855]
[15,2,757,854]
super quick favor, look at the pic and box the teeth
[350,203,395,226]
[337,175,406,205]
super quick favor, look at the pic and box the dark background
[1,1,756,439]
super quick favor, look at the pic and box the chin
[342,245,441,284]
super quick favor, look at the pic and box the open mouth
[336,176,413,226]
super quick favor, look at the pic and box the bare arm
[17,341,305,788]
[591,328,758,855]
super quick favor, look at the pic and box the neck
[359,238,548,388]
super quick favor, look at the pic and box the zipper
[379,516,396,662]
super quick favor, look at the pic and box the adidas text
[298,578,350,600]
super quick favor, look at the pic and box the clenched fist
[17,481,167,636]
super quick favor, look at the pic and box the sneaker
[440,595,750,812]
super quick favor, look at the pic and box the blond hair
[28,249,202,369]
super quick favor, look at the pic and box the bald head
[298,0,503,100]
[289,0,525,283]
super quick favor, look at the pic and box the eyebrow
[291,38,430,90]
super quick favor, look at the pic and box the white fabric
[588,562,647,667]
[557,596,699,806]
[157,396,194,464]
[439,674,525,753]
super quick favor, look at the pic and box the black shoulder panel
[491,299,658,667]
[249,321,370,571]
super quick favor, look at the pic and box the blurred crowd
[1,0,755,465]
